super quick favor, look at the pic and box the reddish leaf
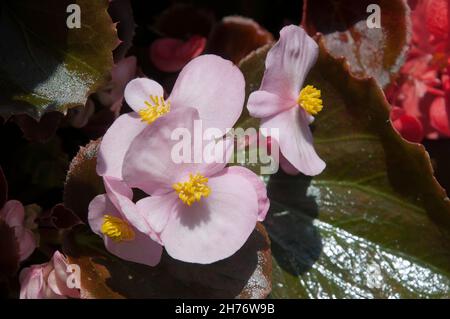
[64,140,104,223]
[302,0,411,88]
[207,16,274,64]
[40,204,82,230]
[13,112,63,143]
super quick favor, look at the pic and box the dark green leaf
[0,0,118,118]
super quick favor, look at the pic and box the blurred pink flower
[387,0,450,141]
[19,251,80,299]
[96,55,138,116]
[247,25,325,176]
[150,35,206,72]
[0,201,36,262]
[122,108,268,264]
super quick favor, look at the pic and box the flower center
[173,173,211,206]
[297,85,323,116]
[138,95,171,124]
[101,215,135,242]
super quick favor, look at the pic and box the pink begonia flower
[0,200,36,262]
[267,137,300,176]
[121,108,269,264]
[247,25,325,176]
[150,35,207,73]
[97,54,245,180]
[96,55,138,115]
[109,56,138,115]
[19,251,80,299]
[88,176,163,266]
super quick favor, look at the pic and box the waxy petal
[97,112,147,179]
[88,195,108,237]
[123,108,229,195]
[160,170,259,264]
[103,177,154,235]
[104,230,163,267]
[136,192,179,245]
[259,25,318,101]
[124,78,165,113]
[262,107,325,176]
[169,54,245,133]
[225,166,269,221]
[247,90,295,118]
[88,194,162,267]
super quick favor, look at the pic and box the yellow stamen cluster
[101,215,135,242]
[138,95,171,124]
[173,173,211,206]
[297,85,323,116]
